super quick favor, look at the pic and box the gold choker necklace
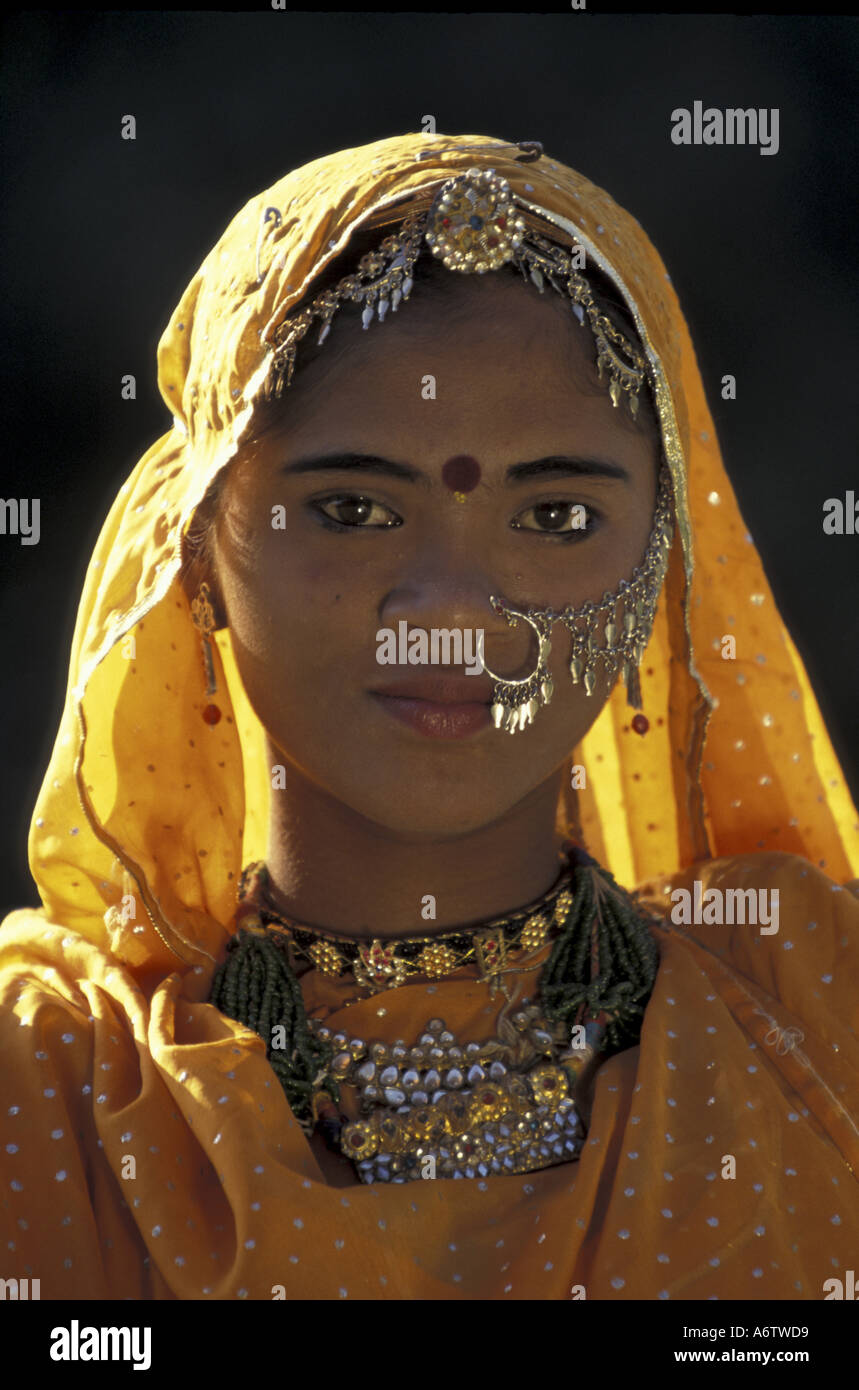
[235,859,575,997]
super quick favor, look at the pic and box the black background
[1,10,857,919]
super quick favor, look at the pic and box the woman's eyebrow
[282,452,428,485]
[506,456,630,484]
[281,452,629,485]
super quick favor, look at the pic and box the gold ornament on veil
[261,165,650,418]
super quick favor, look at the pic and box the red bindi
[441,455,481,497]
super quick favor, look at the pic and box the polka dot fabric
[2,855,856,1297]
[1,132,857,1297]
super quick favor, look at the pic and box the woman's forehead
[259,282,595,417]
[250,324,658,471]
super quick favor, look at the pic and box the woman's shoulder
[1,904,108,973]
[0,904,154,1029]
[634,850,858,1031]
[635,849,859,915]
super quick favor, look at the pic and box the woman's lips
[371,695,492,739]
[370,676,493,740]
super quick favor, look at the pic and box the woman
[1,132,857,1301]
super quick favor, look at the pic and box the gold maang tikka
[260,163,650,415]
[257,161,673,735]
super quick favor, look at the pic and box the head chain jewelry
[260,164,650,416]
[258,165,674,734]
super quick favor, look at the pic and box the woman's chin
[328,786,523,841]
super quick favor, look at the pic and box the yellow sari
[1,132,857,1300]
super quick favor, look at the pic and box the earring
[480,601,555,733]
[190,581,222,725]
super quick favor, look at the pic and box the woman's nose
[380,573,498,635]
[379,568,540,679]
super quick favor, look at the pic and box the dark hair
[249,220,658,435]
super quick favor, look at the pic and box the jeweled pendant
[626,664,642,708]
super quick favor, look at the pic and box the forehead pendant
[265,165,649,419]
[442,455,481,504]
[424,166,527,271]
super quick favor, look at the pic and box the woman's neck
[262,750,566,939]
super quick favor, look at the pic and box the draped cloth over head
[14,132,859,975]
[2,134,857,1302]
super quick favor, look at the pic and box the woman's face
[197,273,661,839]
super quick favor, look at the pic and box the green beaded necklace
[208,845,662,1134]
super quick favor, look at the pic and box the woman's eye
[311,495,402,528]
[511,501,595,535]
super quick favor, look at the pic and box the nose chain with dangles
[483,460,674,735]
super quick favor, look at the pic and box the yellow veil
[9,131,856,983]
[3,132,858,1305]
